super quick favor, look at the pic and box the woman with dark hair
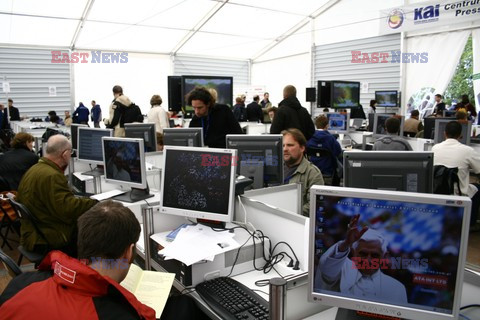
[369,99,377,113]
[0,132,38,190]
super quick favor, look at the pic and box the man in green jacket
[17,134,97,255]
[282,128,324,216]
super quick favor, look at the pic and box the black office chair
[0,248,22,277]
[433,165,461,195]
[0,199,21,251]
[8,198,51,266]
[306,146,341,186]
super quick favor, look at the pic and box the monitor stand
[81,165,105,177]
[240,160,264,190]
[335,308,403,320]
[113,186,154,203]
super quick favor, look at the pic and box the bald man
[17,135,97,256]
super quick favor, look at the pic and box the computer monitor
[434,120,471,145]
[159,146,236,224]
[309,185,471,320]
[423,117,449,140]
[343,151,434,193]
[373,114,404,137]
[325,112,350,134]
[225,134,283,188]
[181,75,233,118]
[163,128,204,147]
[77,127,113,167]
[102,137,153,203]
[124,123,157,152]
[70,123,88,151]
[443,110,456,117]
[375,90,398,108]
[330,81,360,108]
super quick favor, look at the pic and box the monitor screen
[423,117,450,140]
[160,146,236,223]
[325,112,350,134]
[331,81,360,108]
[181,75,233,118]
[102,137,147,189]
[70,124,88,151]
[343,151,434,193]
[77,127,113,164]
[309,186,470,320]
[163,128,204,147]
[373,114,404,137]
[124,123,157,152]
[434,120,471,145]
[226,134,283,188]
[375,91,398,108]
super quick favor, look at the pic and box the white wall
[251,53,311,111]
[73,51,172,123]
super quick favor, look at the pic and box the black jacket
[246,102,263,123]
[189,103,243,148]
[270,96,315,140]
[0,147,38,190]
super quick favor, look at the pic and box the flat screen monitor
[102,137,153,202]
[181,75,233,118]
[309,186,470,320]
[375,90,398,108]
[70,123,88,151]
[160,146,236,223]
[325,112,350,134]
[373,114,404,137]
[330,81,360,108]
[423,117,450,140]
[77,127,113,165]
[124,123,157,153]
[163,128,204,147]
[434,120,471,145]
[343,151,434,193]
[226,134,283,188]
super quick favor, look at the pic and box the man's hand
[338,214,368,252]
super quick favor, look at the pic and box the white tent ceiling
[0,0,336,60]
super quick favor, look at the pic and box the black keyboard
[196,277,269,320]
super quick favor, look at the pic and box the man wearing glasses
[17,134,97,257]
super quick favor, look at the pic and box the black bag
[433,165,461,195]
[123,103,144,124]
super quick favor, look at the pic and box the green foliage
[444,36,475,107]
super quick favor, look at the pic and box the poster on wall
[380,0,480,34]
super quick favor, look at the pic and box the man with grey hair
[315,214,407,303]
[17,134,97,256]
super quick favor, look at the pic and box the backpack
[123,103,144,124]
[433,165,461,195]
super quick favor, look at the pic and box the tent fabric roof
[0,0,334,60]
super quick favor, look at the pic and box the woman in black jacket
[0,132,38,191]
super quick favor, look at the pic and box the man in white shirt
[315,215,408,304]
[432,121,480,228]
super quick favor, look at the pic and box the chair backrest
[0,248,22,277]
[433,165,461,195]
[306,146,342,185]
[8,198,51,246]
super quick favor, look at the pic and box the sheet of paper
[121,264,175,318]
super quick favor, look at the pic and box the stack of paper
[158,224,240,266]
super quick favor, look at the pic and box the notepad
[90,189,126,201]
[120,264,175,318]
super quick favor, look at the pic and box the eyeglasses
[63,148,74,155]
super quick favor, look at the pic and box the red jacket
[0,251,156,320]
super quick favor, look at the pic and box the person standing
[91,100,102,128]
[270,85,315,140]
[73,102,90,125]
[7,99,20,121]
[104,85,132,137]
[147,94,169,133]
[246,95,263,123]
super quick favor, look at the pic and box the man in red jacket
[0,201,156,319]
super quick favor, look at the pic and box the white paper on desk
[158,224,239,266]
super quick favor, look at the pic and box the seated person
[456,110,469,124]
[282,128,324,216]
[403,109,423,135]
[306,115,342,185]
[0,133,38,191]
[17,135,98,255]
[373,117,412,151]
[0,200,201,319]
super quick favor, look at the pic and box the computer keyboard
[196,277,269,320]
[90,189,126,201]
